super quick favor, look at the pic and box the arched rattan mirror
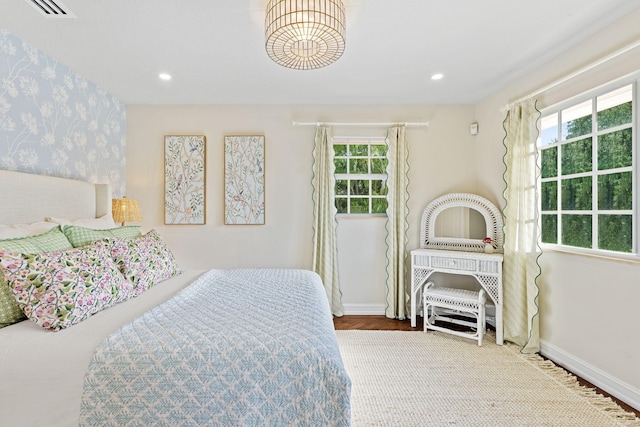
[420,193,504,253]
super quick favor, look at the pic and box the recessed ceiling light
[158,73,172,81]
[431,73,444,81]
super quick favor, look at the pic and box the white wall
[474,9,640,408]
[126,104,479,314]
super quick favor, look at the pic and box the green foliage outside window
[350,159,369,174]
[598,215,632,252]
[350,198,369,213]
[541,181,557,211]
[333,140,389,214]
[563,114,592,140]
[598,172,632,210]
[561,138,592,175]
[598,101,632,130]
[334,144,348,156]
[562,214,592,248]
[371,198,387,214]
[541,215,558,244]
[561,177,592,210]
[541,146,558,178]
[598,128,632,170]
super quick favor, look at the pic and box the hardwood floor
[333,315,640,418]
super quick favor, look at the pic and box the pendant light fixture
[265,0,346,70]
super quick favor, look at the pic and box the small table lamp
[112,196,142,226]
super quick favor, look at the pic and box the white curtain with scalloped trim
[384,125,410,319]
[502,100,541,353]
[312,126,344,316]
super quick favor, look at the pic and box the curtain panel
[384,125,410,319]
[502,99,541,353]
[311,126,344,316]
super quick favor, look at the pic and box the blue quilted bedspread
[79,269,351,426]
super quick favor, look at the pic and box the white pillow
[45,214,116,230]
[0,222,58,239]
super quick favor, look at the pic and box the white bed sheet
[0,270,206,426]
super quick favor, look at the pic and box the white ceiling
[1,0,640,105]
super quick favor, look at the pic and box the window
[333,137,388,214]
[539,82,635,254]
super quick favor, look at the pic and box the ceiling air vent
[25,0,76,18]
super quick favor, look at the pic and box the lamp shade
[265,0,346,70]
[112,196,142,226]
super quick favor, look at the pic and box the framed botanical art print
[224,135,265,225]
[164,135,206,225]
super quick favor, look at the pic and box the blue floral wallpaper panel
[0,27,126,196]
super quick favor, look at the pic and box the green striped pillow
[62,225,141,248]
[0,226,73,328]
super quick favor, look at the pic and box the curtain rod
[506,38,640,109]
[292,121,429,127]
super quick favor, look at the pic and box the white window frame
[538,76,639,260]
[333,136,388,216]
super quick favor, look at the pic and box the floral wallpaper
[0,27,126,196]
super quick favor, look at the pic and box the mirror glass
[434,207,486,239]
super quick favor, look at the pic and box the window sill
[336,214,387,220]
[540,243,640,266]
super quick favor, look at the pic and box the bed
[0,170,351,426]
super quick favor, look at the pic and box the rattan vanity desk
[412,193,505,345]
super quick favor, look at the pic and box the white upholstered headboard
[0,170,111,225]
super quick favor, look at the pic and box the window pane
[334,144,347,156]
[371,198,387,214]
[333,138,388,216]
[349,158,369,174]
[335,179,347,196]
[371,158,388,174]
[350,144,368,156]
[598,128,632,170]
[562,177,592,210]
[598,214,632,252]
[541,214,558,244]
[598,172,632,210]
[540,113,559,146]
[350,198,368,213]
[334,158,347,174]
[541,181,557,210]
[370,144,388,156]
[562,100,592,140]
[350,179,368,195]
[561,137,592,175]
[597,85,632,131]
[561,214,592,248]
[371,179,388,196]
[541,146,557,178]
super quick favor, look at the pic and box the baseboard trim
[342,303,386,315]
[540,339,640,411]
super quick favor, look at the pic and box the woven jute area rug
[336,330,640,427]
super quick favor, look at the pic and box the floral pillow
[0,226,73,328]
[106,229,181,295]
[0,241,135,331]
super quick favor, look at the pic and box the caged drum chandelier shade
[265,0,346,70]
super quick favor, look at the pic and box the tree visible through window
[333,137,388,214]
[539,83,635,253]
